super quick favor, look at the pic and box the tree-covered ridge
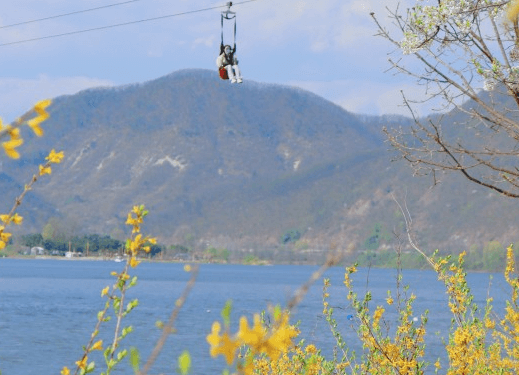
[1,69,518,263]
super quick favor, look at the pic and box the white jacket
[216,53,237,68]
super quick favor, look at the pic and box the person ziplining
[216,2,243,83]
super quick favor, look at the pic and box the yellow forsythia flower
[12,213,22,225]
[101,286,109,297]
[75,356,87,369]
[2,138,23,159]
[27,119,44,137]
[0,240,5,249]
[39,165,52,176]
[34,99,51,115]
[372,306,385,329]
[0,231,11,243]
[237,314,267,350]
[130,234,143,252]
[206,322,240,365]
[184,264,192,272]
[60,367,70,375]
[27,99,51,137]
[129,257,140,268]
[91,340,103,351]
[305,344,317,354]
[6,125,20,140]
[207,322,222,353]
[0,215,9,224]
[125,213,135,225]
[45,149,64,164]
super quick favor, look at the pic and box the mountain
[2,69,517,262]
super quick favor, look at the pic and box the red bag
[219,66,229,80]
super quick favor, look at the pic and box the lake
[0,259,511,374]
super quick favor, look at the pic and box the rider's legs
[233,64,243,83]
[225,65,237,83]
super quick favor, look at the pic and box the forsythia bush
[208,247,519,375]
[1,103,195,375]
[61,205,159,375]
[0,99,61,251]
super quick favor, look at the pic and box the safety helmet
[224,45,232,54]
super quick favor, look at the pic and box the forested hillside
[2,69,517,266]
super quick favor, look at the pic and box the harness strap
[221,13,224,51]
[220,10,237,54]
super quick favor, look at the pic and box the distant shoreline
[0,255,274,266]
[2,255,188,262]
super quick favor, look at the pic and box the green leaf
[104,346,113,360]
[126,299,139,313]
[273,305,282,321]
[129,276,138,287]
[178,351,191,375]
[122,326,134,338]
[221,300,232,328]
[107,359,116,369]
[117,349,128,361]
[85,361,96,374]
[129,347,140,374]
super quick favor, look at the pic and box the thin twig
[286,253,343,311]
[110,260,131,360]
[139,264,200,375]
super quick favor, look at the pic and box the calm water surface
[0,259,511,374]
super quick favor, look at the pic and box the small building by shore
[30,247,45,256]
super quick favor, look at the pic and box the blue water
[0,259,511,374]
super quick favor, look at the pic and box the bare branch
[374,0,519,198]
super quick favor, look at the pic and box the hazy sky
[0,0,422,122]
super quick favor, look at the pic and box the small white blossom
[401,32,424,55]
[483,79,497,91]
[455,19,472,34]
[400,0,504,54]
[483,69,498,91]
[506,66,519,91]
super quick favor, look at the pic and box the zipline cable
[0,0,145,30]
[0,0,259,47]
